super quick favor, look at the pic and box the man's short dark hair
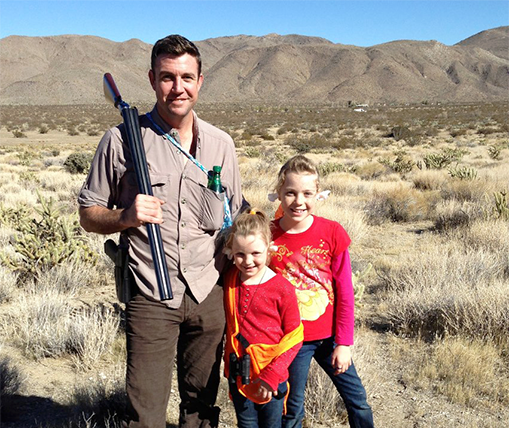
[151,35,202,75]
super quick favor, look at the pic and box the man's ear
[197,74,204,91]
[148,69,156,91]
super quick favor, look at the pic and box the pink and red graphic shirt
[270,216,355,345]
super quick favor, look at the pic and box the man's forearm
[79,206,129,235]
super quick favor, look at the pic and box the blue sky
[0,1,507,47]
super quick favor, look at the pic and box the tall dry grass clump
[378,236,509,347]
[365,182,437,224]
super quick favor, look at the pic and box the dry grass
[0,101,508,427]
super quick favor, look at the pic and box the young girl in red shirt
[269,155,374,428]
[223,208,303,428]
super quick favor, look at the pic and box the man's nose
[172,77,183,93]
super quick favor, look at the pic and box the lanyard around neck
[145,112,232,230]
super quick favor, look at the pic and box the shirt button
[181,222,186,228]
[181,198,187,204]
[181,244,186,250]
[183,267,188,273]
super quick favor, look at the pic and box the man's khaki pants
[124,284,225,428]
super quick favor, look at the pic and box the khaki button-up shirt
[78,107,243,308]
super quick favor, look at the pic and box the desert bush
[403,337,509,408]
[64,152,94,174]
[491,191,509,220]
[37,261,100,295]
[378,241,509,345]
[422,148,467,170]
[244,147,261,158]
[10,287,75,359]
[433,199,484,232]
[449,128,467,138]
[0,193,97,279]
[317,162,345,177]
[69,305,121,371]
[12,129,27,138]
[0,202,31,228]
[440,178,493,203]
[378,154,415,174]
[67,372,126,427]
[365,183,436,224]
[0,265,17,303]
[448,165,478,180]
[488,145,502,160]
[477,126,499,135]
[354,161,387,180]
[304,359,346,426]
[38,124,50,134]
[411,169,448,191]
[17,150,38,166]
[9,287,120,366]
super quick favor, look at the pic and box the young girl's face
[278,172,318,226]
[231,233,269,283]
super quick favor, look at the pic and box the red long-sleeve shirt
[227,271,303,390]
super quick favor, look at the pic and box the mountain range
[0,26,507,105]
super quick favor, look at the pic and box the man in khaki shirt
[79,35,243,428]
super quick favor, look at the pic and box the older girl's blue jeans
[282,337,374,428]
[230,381,288,428]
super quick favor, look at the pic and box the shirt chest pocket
[184,174,226,232]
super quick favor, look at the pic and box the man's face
[149,53,203,126]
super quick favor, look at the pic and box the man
[78,35,243,427]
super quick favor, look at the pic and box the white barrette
[316,190,331,201]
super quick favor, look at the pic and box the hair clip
[316,190,331,201]
[223,247,232,259]
[267,192,278,202]
[249,209,257,215]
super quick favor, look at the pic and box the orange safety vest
[224,266,304,405]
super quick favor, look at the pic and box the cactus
[448,166,478,180]
[0,192,97,279]
[488,145,501,160]
[493,191,509,220]
[352,263,372,308]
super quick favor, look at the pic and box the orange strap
[224,267,303,404]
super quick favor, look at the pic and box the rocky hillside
[0,26,507,105]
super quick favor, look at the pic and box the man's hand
[120,194,165,228]
[332,345,352,375]
[79,195,165,235]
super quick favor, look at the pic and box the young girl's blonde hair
[274,155,320,194]
[224,208,272,250]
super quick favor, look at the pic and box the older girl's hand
[332,345,352,375]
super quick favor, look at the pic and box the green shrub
[488,145,501,160]
[0,193,97,279]
[38,124,50,134]
[448,166,478,180]
[379,155,415,174]
[317,162,346,177]
[12,129,27,138]
[64,152,94,174]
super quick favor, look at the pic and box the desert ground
[0,101,508,427]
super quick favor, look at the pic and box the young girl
[269,155,374,428]
[223,208,304,428]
